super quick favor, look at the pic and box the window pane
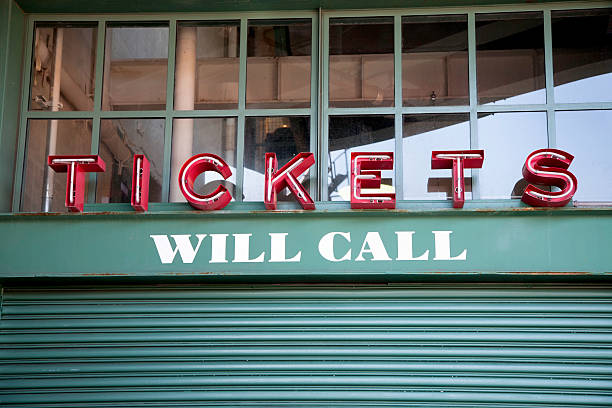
[247,19,312,109]
[402,15,468,106]
[30,23,97,111]
[21,119,92,212]
[478,112,548,199]
[96,119,165,203]
[476,12,545,105]
[103,23,169,111]
[556,110,612,202]
[329,18,394,108]
[328,115,395,201]
[170,118,237,202]
[552,9,612,103]
[403,114,471,200]
[175,21,240,110]
[244,117,310,201]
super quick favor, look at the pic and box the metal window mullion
[543,9,556,149]
[12,17,35,211]
[310,13,319,200]
[468,12,480,200]
[394,15,403,200]
[87,19,106,204]
[162,18,177,202]
[235,17,248,202]
[320,14,330,201]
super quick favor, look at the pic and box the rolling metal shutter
[1,284,612,407]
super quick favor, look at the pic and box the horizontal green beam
[1,208,612,278]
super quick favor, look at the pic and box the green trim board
[13,0,608,14]
[1,208,611,278]
[0,0,24,213]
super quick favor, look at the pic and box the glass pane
[102,23,169,111]
[21,119,92,212]
[478,112,548,199]
[403,114,471,200]
[175,21,240,110]
[402,15,468,106]
[30,23,97,111]
[328,115,395,200]
[552,9,612,103]
[329,18,394,108]
[556,110,612,202]
[170,118,237,202]
[247,19,312,109]
[476,12,545,105]
[96,119,165,203]
[244,117,310,201]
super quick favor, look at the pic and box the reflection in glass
[328,116,394,201]
[170,118,237,202]
[552,9,612,103]
[329,18,394,108]
[22,119,92,212]
[244,117,310,201]
[96,119,164,203]
[478,112,548,199]
[247,19,312,109]
[102,24,169,111]
[403,114,470,200]
[476,12,545,105]
[556,110,612,202]
[402,15,468,106]
[175,21,239,110]
[30,23,97,111]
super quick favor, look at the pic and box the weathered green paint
[13,0,603,14]
[0,0,24,212]
[1,208,611,278]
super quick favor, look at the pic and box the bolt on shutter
[1,284,612,407]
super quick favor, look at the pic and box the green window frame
[12,2,612,211]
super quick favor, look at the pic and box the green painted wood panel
[1,284,611,406]
[0,0,24,212]
[13,0,600,14]
[1,208,611,278]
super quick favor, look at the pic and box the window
[15,5,612,211]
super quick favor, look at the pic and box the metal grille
[1,284,612,407]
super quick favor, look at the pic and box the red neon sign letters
[47,155,106,212]
[521,149,578,207]
[178,153,233,211]
[265,152,315,210]
[431,150,485,208]
[48,148,577,212]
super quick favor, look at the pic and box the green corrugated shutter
[1,284,611,407]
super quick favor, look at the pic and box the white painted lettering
[432,230,467,260]
[269,233,301,262]
[355,231,391,261]
[209,234,229,263]
[395,231,429,261]
[150,234,207,264]
[318,232,351,262]
[233,233,265,263]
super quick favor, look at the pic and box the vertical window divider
[87,19,106,204]
[162,18,177,202]
[467,11,480,200]
[320,13,330,201]
[12,16,35,211]
[236,17,248,203]
[393,14,403,200]
[543,9,557,149]
[310,12,320,201]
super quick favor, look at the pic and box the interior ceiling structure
[14,0,581,14]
